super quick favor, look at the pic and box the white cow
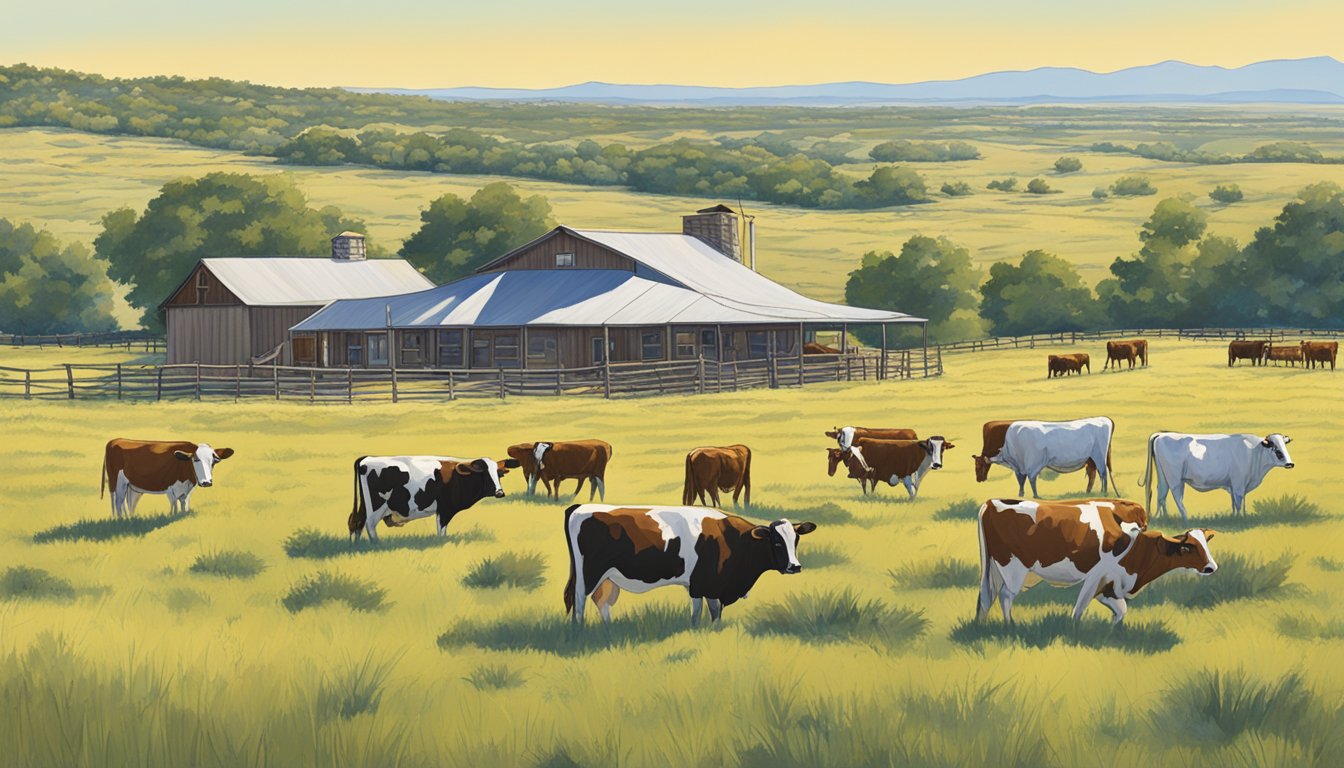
[988,417,1116,497]
[1139,432,1294,519]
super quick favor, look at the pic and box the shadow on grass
[748,502,855,526]
[438,603,711,657]
[744,589,928,651]
[33,510,191,543]
[284,526,494,559]
[803,544,850,570]
[282,571,388,613]
[931,498,980,522]
[950,614,1180,653]
[1151,494,1327,531]
[889,558,979,589]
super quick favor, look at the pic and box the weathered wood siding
[250,306,322,365]
[165,306,249,365]
[482,232,635,273]
[165,263,242,307]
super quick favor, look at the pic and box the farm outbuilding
[160,233,433,366]
[290,207,926,372]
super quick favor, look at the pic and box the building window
[345,334,364,367]
[527,332,558,366]
[701,329,718,360]
[472,337,491,368]
[555,252,575,267]
[399,331,426,366]
[438,330,464,368]
[722,331,737,361]
[591,337,606,364]
[196,271,209,305]
[776,330,797,356]
[674,329,696,359]
[495,335,520,368]
[367,333,389,366]
[747,331,769,359]
[641,331,664,360]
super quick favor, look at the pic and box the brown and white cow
[512,439,613,500]
[1301,341,1338,370]
[1104,341,1139,371]
[828,437,952,499]
[564,504,816,625]
[1228,340,1268,367]
[1265,344,1304,366]
[973,420,1104,494]
[976,497,1216,625]
[347,454,520,541]
[101,438,234,517]
[683,444,752,508]
[825,426,918,453]
[1048,353,1090,378]
[826,447,879,495]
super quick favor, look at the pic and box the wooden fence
[2,330,164,353]
[922,327,1344,355]
[0,348,942,403]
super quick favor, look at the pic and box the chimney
[331,231,366,261]
[682,205,740,262]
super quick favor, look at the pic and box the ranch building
[290,207,925,374]
[160,233,433,366]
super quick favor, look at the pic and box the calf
[825,426,917,453]
[348,455,520,541]
[826,447,879,495]
[1301,341,1338,370]
[837,437,952,499]
[564,504,816,626]
[1228,340,1267,367]
[1104,341,1139,371]
[1048,353,1090,378]
[1265,344,1303,366]
[683,444,752,508]
[101,438,234,517]
[527,439,614,501]
[976,497,1214,625]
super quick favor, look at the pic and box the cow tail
[100,443,109,500]
[682,452,695,506]
[563,503,581,614]
[1138,433,1160,512]
[975,501,993,619]
[1106,416,1120,494]
[348,456,368,538]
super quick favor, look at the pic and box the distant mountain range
[351,57,1344,106]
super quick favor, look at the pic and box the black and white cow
[348,455,520,541]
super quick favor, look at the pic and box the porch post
[798,321,805,387]
[521,326,529,370]
[922,321,929,378]
[880,323,888,381]
[602,325,612,399]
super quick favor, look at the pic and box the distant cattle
[101,438,234,517]
[976,497,1215,625]
[348,455,520,541]
[1122,338,1149,366]
[804,342,842,354]
[825,426,918,453]
[1104,341,1140,371]
[1228,340,1268,367]
[827,437,952,499]
[973,418,1114,497]
[1301,341,1338,370]
[564,504,815,625]
[510,440,613,500]
[1139,432,1294,519]
[683,444,752,508]
[1048,353,1090,378]
[1265,344,1303,366]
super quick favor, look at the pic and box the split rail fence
[3,331,164,353]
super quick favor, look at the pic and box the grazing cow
[683,445,752,508]
[1139,432,1294,519]
[1228,340,1267,367]
[563,504,816,625]
[803,341,841,354]
[825,426,918,453]
[976,497,1215,625]
[828,437,952,499]
[524,439,613,501]
[1048,353,1090,378]
[972,417,1115,497]
[101,438,234,517]
[1265,344,1304,367]
[1301,341,1338,370]
[1104,341,1140,371]
[348,455,520,541]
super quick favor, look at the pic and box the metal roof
[195,258,434,307]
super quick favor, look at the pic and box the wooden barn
[160,233,433,366]
[290,208,924,371]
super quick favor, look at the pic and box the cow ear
[1202,529,1218,541]
[795,522,817,536]
[173,450,192,461]
[1261,438,1272,447]
[943,442,956,451]
[824,430,838,439]
[503,458,521,468]
[214,448,234,461]
[453,462,474,476]
[749,526,770,540]
[1283,436,1292,444]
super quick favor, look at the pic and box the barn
[290,207,925,372]
[160,233,433,366]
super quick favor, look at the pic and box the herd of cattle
[98,408,1298,630]
[1228,339,1338,369]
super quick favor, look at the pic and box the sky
[3,0,1340,88]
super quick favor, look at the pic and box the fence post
[24,370,31,400]
[447,370,455,401]
[63,364,74,400]
[235,365,242,402]
[390,365,399,404]
[116,364,123,401]
[310,370,316,403]
[555,370,562,396]
[603,359,611,399]
[769,353,778,389]
[698,356,706,395]
[194,363,202,401]
[797,352,804,387]
[347,368,354,404]
[498,368,506,400]
[273,363,280,401]
[156,367,164,401]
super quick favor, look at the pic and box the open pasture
[0,340,1341,766]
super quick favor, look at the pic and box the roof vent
[331,231,366,261]
[682,205,740,262]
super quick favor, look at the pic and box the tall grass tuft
[282,572,388,613]
[1142,553,1294,607]
[0,566,76,601]
[316,655,397,720]
[463,663,525,691]
[283,525,492,559]
[32,510,190,543]
[1173,494,1327,530]
[462,551,547,590]
[931,498,981,522]
[1277,615,1344,641]
[950,614,1181,653]
[744,589,928,650]
[189,549,266,578]
[801,544,849,569]
[1149,669,1317,744]
[889,558,978,589]
[439,603,710,657]
[748,502,854,526]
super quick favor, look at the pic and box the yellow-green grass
[1,340,1341,766]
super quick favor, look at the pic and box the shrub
[986,177,1018,192]
[464,663,525,690]
[869,140,980,163]
[462,551,547,591]
[1111,175,1157,196]
[1054,156,1083,173]
[189,549,266,578]
[941,180,974,197]
[0,566,76,601]
[889,559,978,589]
[1210,183,1244,203]
[744,588,927,650]
[282,572,388,613]
[1091,186,1109,199]
[1025,178,1054,194]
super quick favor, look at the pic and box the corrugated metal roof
[201,258,434,306]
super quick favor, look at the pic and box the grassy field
[1,340,1341,767]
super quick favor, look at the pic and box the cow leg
[977,562,999,622]
[594,581,619,624]
[573,478,585,499]
[708,599,723,623]
[594,477,605,502]
[709,488,721,508]
[1072,573,1104,622]
[180,488,193,513]
[1027,474,1040,498]
[1096,593,1128,625]
[365,515,381,543]
[1170,484,1190,522]
[125,489,142,517]
[690,596,703,626]
[1015,473,1027,496]
[902,476,917,500]
[1230,489,1246,516]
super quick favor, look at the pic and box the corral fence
[0,348,942,403]
[926,327,1344,355]
[3,330,165,353]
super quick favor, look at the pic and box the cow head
[750,519,817,574]
[172,443,233,487]
[972,453,993,482]
[921,436,954,470]
[1158,528,1219,575]
[453,457,522,497]
[532,442,554,471]
[1260,434,1294,469]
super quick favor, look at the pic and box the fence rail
[2,330,164,352]
[915,327,1344,356]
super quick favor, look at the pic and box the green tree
[844,235,986,344]
[852,166,928,207]
[1025,178,1054,194]
[399,182,554,283]
[1209,184,1244,204]
[0,218,117,333]
[1054,156,1083,173]
[1110,176,1157,196]
[979,250,1102,336]
[1235,182,1344,326]
[95,173,367,329]
[1095,198,1208,328]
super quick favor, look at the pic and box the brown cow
[1118,338,1149,367]
[832,437,952,499]
[101,438,235,517]
[1228,340,1267,367]
[973,420,1101,491]
[683,445,752,507]
[1301,341,1338,370]
[522,440,613,500]
[1048,353,1090,378]
[825,426,917,453]
[826,447,878,494]
[804,341,841,354]
[1265,344,1304,367]
[1104,341,1139,371]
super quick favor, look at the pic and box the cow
[827,436,952,499]
[683,445,752,508]
[1301,341,1338,370]
[972,417,1115,497]
[563,504,816,626]
[1265,344,1303,367]
[514,440,613,500]
[1228,340,1267,367]
[101,438,234,517]
[1123,338,1149,367]
[348,455,520,542]
[1104,341,1139,371]
[1138,432,1294,519]
[825,426,918,453]
[976,497,1216,625]
[1048,353,1090,378]
[803,341,841,355]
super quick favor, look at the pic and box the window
[195,271,209,304]
[437,330,464,368]
[701,329,718,360]
[674,329,697,359]
[366,333,389,366]
[472,337,491,368]
[776,330,797,355]
[555,252,575,267]
[591,337,606,364]
[641,331,664,360]
[527,332,558,366]
[495,335,519,368]
[722,331,737,361]
[398,331,426,366]
[747,331,769,359]
[345,334,364,366]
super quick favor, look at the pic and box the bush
[1054,156,1083,173]
[1210,183,1244,203]
[189,550,266,579]
[463,664,526,690]
[986,177,1018,192]
[1091,186,1109,200]
[744,588,928,650]
[282,572,388,613]
[940,180,974,197]
[931,498,981,521]
[869,140,980,162]
[1025,178,1054,194]
[1111,175,1157,196]
[0,566,76,601]
[462,551,547,591]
